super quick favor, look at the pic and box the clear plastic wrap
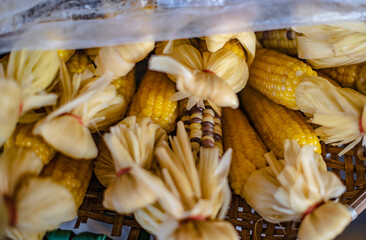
[0,0,365,53]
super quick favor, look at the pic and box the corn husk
[205,32,256,65]
[356,63,366,95]
[149,44,248,113]
[295,76,366,156]
[33,59,115,159]
[95,41,154,78]
[294,22,366,68]
[135,121,237,240]
[102,116,167,214]
[94,139,115,187]
[243,140,353,240]
[0,198,7,240]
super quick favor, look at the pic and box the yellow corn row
[222,107,267,196]
[66,51,92,75]
[256,29,298,56]
[128,71,178,132]
[179,100,223,156]
[4,123,55,165]
[57,50,75,62]
[221,39,246,60]
[240,87,321,158]
[41,154,93,208]
[248,48,317,110]
[111,69,136,104]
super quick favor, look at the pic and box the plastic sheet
[0,0,365,53]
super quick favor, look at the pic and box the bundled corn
[95,41,154,78]
[293,22,366,68]
[179,100,223,155]
[243,140,354,240]
[222,107,267,196]
[240,87,322,159]
[41,154,93,208]
[256,29,298,56]
[101,116,167,214]
[135,122,237,240]
[0,50,59,146]
[0,147,76,240]
[295,76,366,156]
[34,56,135,159]
[128,71,178,132]
[248,48,317,110]
[149,37,251,112]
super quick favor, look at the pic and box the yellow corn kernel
[240,87,321,158]
[5,123,55,165]
[222,107,267,196]
[41,154,93,208]
[111,68,136,103]
[66,51,91,75]
[256,29,298,56]
[221,39,246,60]
[248,48,317,110]
[128,71,178,132]
[57,50,75,62]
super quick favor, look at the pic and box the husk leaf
[95,41,154,78]
[94,139,115,187]
[102,116,167,214]
[295,76,366,156]
[243,140,352,240]
[149,45,248,112]
[0,198,8,240]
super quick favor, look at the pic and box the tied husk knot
[243,140,352,240]
[102,116,167,214]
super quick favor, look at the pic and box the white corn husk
[135,121,238,240]
[33,59,117,159]
[294,22,366,68]
[149,44,248,113]
[155,39,193,55]
[102,116,167,214]
[243,140,353,240]
[295,76,366,156]
[94,139,116,187]
[95,41,154,78]
[0,50,59,146]
[205,32,257,66]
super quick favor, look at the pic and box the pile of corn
[0,22,365,240]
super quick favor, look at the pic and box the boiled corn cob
[66,51,92,75]
[57,50,75,62]
[179,100,223,156]
[4,123,55,165]
[128,71,178,132]
[240,87,321,158]
[111,69,136,103]
[318,63,366,89]
[84,48,100,61]
[248,48,317,110]
[256,29,297,56]
[222,107,267,196]
[221,39,246,60]
[41,154,93,208]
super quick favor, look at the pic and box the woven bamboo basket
[74,142,366,240]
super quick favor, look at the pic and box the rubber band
[3,195,17,227]
[301,201,324,221]
[116,167,132,178]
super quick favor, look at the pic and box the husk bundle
[34,58,128,159]
[95,41,155,78]
[134,121,238,240]
[295,76,366,156]
[0,50,59,146]
[294,22,366,68]
[243,140,353,240]
[149,44,248,113]
[94,139,116,187]
[0,147,76,240]
[102,116,167,214]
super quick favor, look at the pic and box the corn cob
[128,71,178,132]
[248,48,317,110]
[111,69,136,103]
[66,51,92,75]
[221,39,246,60]
[41,154,93,208]
[57,50,75,62]
[4,123,55,165]
[222,107,267,196]
[256,29,297,56]
[240,87,321,158]
[318,63,366,89]
[179,100,223,156]
[84,48,100,61]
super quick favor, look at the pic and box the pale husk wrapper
[102,116,167,214]
[149,45,248,112]
[295,76,366,156]
[294,22,366,68]
[95,41,154,78]
[94,139,116,187]
[243,140,352,240]
[0,198,8,240]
